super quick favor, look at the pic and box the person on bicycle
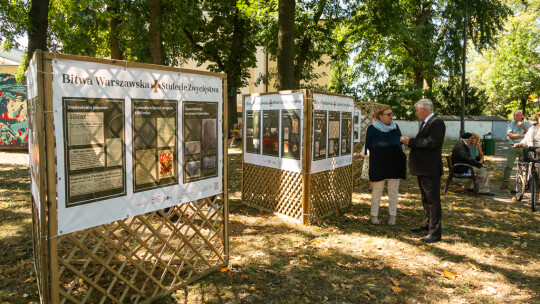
[502,110,531,190]
[515,112,540,151]
[514,112,540,204]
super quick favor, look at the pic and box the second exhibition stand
[241,90,354,224]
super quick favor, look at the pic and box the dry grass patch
[1,142,539,304]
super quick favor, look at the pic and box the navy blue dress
[365,124,407,182]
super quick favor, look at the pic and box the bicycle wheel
[531,171,538,211]
[515,162,527,201]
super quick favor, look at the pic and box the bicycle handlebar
[522,146,540,162]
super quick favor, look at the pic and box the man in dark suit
[400,99,445,243]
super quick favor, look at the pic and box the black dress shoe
[479,192,495,196]
[410,227,428,233]
[421,235,441,243]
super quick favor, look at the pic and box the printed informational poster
[328,111,340,158]
[63,97,126,206]
[262,110,280,157]
[281,110,301,159]
[49,58,223,236]
[243,92,304,172]
[183,102,218,182]
[132,99,178,192]
[341,112,352,155]
[311,93,354,174]
[353,109,361,142]
[313,110,327,160]
[245,110,261,154]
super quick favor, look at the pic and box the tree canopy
[2,0,539,121]
[469,0,540,117]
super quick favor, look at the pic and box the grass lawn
[1,140,539,303]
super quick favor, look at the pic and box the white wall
[394,120,509,140]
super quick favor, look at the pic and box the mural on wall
[0,72,28,148]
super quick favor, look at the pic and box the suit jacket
[451,140,482,174]
[408,115,446,176]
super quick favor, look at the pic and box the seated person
[467,132,484,163]
[451,132,493,196]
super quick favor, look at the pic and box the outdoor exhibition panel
[27,51,228,304]
[242,90,354,224]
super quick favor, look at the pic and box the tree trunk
[293,0,327,88]
[27,0,50,60]
[413,66,423,91]
[225,7,248,132]
[277,0,295,90]
[149,0,163,65]
[521,96,528,116]
[108,0,123,60]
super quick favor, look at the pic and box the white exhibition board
[26,58,41,220]
[310,93,354,174]
[51,59,223,235]
[243,93,304,173]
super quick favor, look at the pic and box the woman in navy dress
[365,105,407,225]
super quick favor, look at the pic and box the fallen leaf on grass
[506,247,514,254]
[365,240,372,244]
[466,262,477,270]
[389,277,400,286]
[376,265,384,270]
[391,286,403,294]
[443,269,455,279]
[363,290,376,299]
[0,202,8,209]
[23,276,35,283]
[521,242,527,248]
[220,267,229,272]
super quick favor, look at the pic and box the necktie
[419,121,425,132]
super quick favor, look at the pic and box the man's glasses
[381,113,393,116]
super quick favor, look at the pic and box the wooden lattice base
[242,163,353,225]
[308,165,353,222]
[33,196,226,304]
[242,163,303,221]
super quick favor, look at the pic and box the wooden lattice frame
[242,163,304,222]
[241,91,354,225]
[30,51,229,304]
[308,165,353,222]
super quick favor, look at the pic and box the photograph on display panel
[328,111,340,158]
[245,110,261,154]
[132,99,178,192]
[281,109,301,159]
[62,97,126,207]
[262,110,280,157]
[183,101,219,182]
[313,110,327,160]
[341,111,352,155]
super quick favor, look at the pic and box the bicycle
[514,146,538,212]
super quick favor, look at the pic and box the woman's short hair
[470,132,480,141]
[414,98,433,111]
[375,105,391,118]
